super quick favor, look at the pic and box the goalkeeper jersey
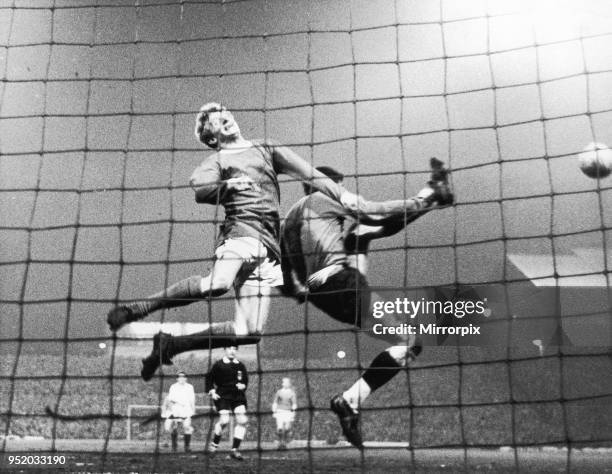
[282,192,354,293]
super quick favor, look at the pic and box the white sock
[342,378,371,411]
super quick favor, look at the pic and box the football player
[162,372,195,452]
[271,377,298,449]
[281,159,453,448]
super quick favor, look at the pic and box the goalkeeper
[281,160,453,449]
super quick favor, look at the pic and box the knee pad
[235,413,248,425]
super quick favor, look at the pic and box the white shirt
[164,382,195,419]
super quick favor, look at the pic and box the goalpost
[125,404,229,441]
[1,0,611,471]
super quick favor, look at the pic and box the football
[578,142,612,179]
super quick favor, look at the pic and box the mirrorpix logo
[429,285,491,343]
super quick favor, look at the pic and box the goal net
[1,0,611,471]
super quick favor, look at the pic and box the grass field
[1,346,611,472]
[2,439,611,473]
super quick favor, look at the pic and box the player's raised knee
[200,274,233,296]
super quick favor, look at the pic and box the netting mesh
[1,0,611,471]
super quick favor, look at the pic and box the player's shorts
[273,409,295,425]
[164,416,193,434]
[308,266,410,345]
[216,237,283,288]
[214,397,248,412]
[308,266,370,327]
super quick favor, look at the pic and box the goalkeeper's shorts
[308,267,370,327]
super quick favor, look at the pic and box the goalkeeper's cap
[177,371,187,378]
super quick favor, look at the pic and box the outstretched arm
[270,143,345,202]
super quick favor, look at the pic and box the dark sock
[171,431,178,449]
[184,434,191,450]
[361,350,402,392]
[212,434,221,445]
[232,437,242,449]
[169,327,261,357]
[129,275,204,317]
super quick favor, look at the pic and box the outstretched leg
[140,282,271,381]
[107,254,244,332]
[318,276,423,449]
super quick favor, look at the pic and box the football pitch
[2,438,611,472]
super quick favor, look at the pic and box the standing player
[106,102,364,381]
[162,372,196,452]
[271,377,298,449]
[206,345,249,461]
[281,160,453,448]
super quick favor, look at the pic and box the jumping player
[271,377,298,449]
[162,372,196,452]
[206,345,249,461]
[106,102,362,380]
[281,160,453,448]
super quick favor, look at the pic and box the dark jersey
[206,357,249,400]
[281,192,421,294]
[282,192,356,294]
[190,140,345,263]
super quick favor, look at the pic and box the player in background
[281,160,453,448]
[106,102,368,381]
[162,372,196,452]
[271,377,298,449]
[206,345,249,461]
